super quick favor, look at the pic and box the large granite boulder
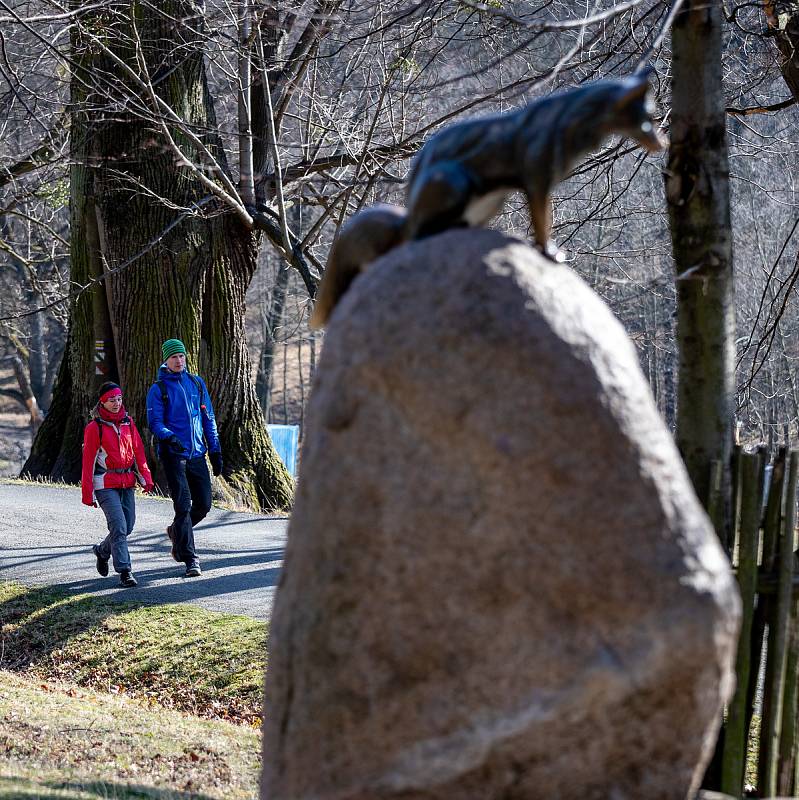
[262,229,740,800]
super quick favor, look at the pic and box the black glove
[164,434,186,454]
[209,451,223,476]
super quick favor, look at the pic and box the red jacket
[81,413,154,505]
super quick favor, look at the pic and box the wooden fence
[719,446,799,798]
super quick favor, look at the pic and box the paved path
[0,482,288,621]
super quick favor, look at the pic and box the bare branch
[727,97,797,115]
[457,0,644,31]
[0,114,68,191]
[0,198,216,323]
[0,3,106,24]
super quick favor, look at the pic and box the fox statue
[309,69,665,329]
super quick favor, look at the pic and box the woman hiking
[81,381,155,587]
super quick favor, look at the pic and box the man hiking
[146,338,223,577]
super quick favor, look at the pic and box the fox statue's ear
[614,71,651,109]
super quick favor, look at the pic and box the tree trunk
[663,312,677,432]
[665,0,735,542]
[41,335,65,412]
[22,329,75,477]
[256,261,291,418]
[22,0,293,511]
[10,355,43,433]
[27,308,48,408]
[763,0,799,101]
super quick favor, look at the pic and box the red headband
[100,387,122,403]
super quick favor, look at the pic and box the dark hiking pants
[161,453,212,564]
[95,487,136,573]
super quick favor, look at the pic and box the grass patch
[0,582,266,726]
[0,670,259,800]
[0,476,172,502]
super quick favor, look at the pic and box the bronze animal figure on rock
[310,70,665,329]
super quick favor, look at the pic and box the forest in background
[0,0,798,490]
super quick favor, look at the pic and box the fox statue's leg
[527,192,566,264]
[309,204,407,330]
[406,161,473,240]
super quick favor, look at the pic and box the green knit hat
[162,338,187,361]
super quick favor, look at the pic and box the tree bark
[256,261,290,418]
[665,0,735,542]
[22,0,293,511]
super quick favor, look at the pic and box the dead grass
[0,582,265,799]
[1,476,79,491]
[0,582,267,727]
[0,671,260,800]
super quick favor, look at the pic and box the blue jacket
[146,366,221,459]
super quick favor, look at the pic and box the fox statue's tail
[309,204,408,329]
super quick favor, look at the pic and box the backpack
[157,373,203,410]
[94,415,130,446]
[154,373,209,453]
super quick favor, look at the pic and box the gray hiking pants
[95,487,136,573]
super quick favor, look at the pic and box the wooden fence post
[779,589,799,795]
[744,447,771,745]
[758,449,787,793]
[762,451,799,796]
[721,450,765,797]
[762,448,787,575]
[778,450,799,795]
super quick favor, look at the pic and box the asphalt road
[0,482,288,621]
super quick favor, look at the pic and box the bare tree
[2,0,798,497]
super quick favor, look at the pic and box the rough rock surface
[262,229,741,800]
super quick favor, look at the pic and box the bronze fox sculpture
[310,70,664,329]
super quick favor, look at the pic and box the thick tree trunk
[23,0,293,511]
[665,0,735,545]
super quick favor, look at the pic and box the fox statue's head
[610,69,665,153]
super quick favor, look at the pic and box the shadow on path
[51,554,284,607]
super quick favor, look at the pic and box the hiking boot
[93,544,109,577]
[120,570,138,588]
[166,525,179,562]
[185,561,202,578]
